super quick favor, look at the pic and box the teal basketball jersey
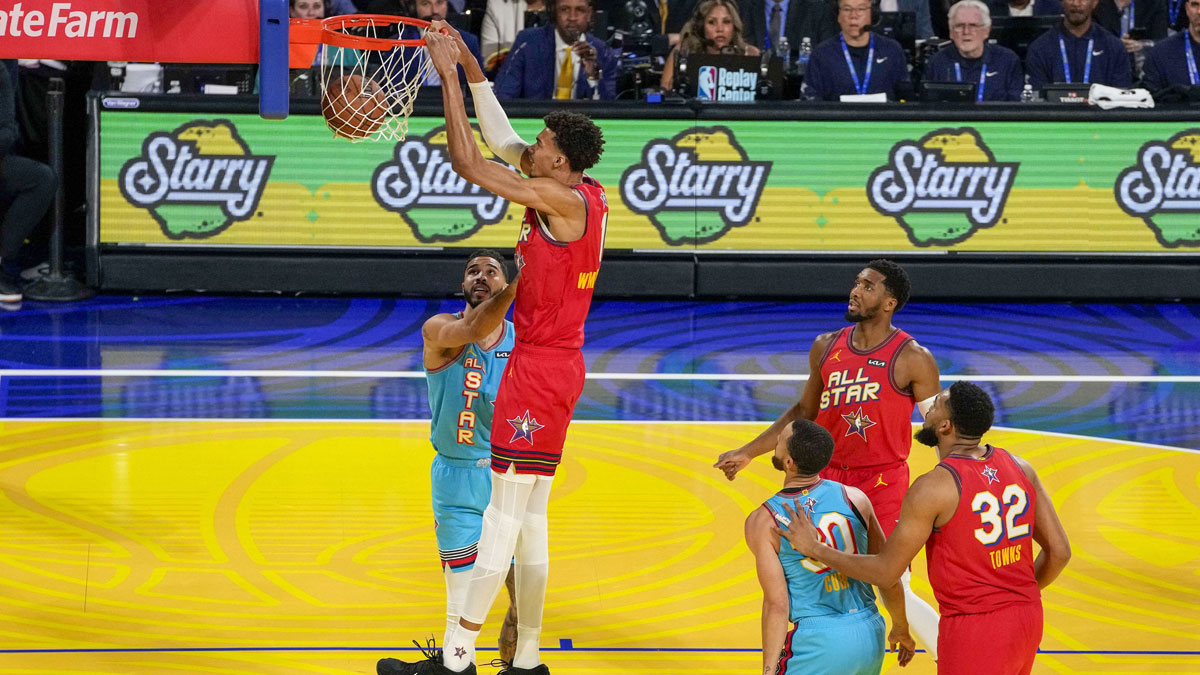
[764,480,877,621]
[425,319,515,461]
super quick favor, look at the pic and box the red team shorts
[938,602,1043,674]
[489,342,586,477]
[820,462,910,537]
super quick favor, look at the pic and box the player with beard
[773,381,1071,675]
[746,418,914,675]
[716,259,944,661]
[378,251,520,672]
[382,24,608,675]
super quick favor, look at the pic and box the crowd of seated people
[107,0,1200,103]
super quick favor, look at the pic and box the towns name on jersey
[819,368,881,410]
[120,134,273,219]
[0,2,137,38]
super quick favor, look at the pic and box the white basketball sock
[443,567,472,648]
[901,569,940,661]
[512,478,553,669]
[441,622,480,672]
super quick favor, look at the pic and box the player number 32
[972,484,1031,546]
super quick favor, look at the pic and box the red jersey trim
[817,328,845,367]
[887,336,916,396]
[573,185,590,241]
[839,484,869,529]
[426,345,467,374]
[845,325,902,356]
[483,321,508,351]
[534,211,569,248]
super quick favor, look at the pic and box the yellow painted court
[1,420,1197,674]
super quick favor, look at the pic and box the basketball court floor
[0,296,1197,674]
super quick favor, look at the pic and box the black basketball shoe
[377,638,476,675]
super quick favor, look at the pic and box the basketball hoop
[291,15,434,142]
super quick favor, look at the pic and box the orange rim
[316,14,432,50]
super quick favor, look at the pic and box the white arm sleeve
[467,80,529,169]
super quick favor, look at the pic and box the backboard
[0,0,290,118]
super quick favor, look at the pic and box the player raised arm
[714,332,835,480]
[745,507,791,675]
[845,486,915,667]
[1013,454,1072,588]
[422,273,518,368]
[424,31,585,226]
[775,468,957,588]
[430,20,532,174]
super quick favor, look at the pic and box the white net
[317,17,433,143]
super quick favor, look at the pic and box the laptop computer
[921,81,978,102]
[989,15,1060,62]
[683,53,783,101]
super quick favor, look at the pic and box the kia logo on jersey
[868,358,886,367]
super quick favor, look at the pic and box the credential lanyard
[1058,35,1094,83]
[841,33,875,95]
[1187,35,1199,86]
[954,60,988,102]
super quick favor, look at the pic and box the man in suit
[924,0,1024,99]
[802,0,913,98]
[1141,0,1199,90]
[1026,0,1131,87]
[366,0,485,86]
[987,0,1063,15]
[742,0,839,52]
[494,0,619,99]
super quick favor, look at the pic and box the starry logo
[507,410,544,445]
[1115,129,1200,248]
[118,120,273,240]
[868,128,1018,246]
[454,647,467,659]
[982,465,999,484]
[620,127,771,245]
[841,407,877,441]
[372,125,514,243]
[802,496,819,515]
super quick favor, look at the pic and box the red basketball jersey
[813,326,917,469]
[926,446,1040,617]
[512,176,608,349]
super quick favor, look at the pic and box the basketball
[321,74,388,140]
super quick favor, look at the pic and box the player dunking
[385,24,607,675]
[715,260,944,659]
[774,382,1072,674]
[377,251,520,674]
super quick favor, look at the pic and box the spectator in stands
[1026,0,1131,87]
[987,0,1062,15]
[412,0,485,84]
[481,0,548,74]
[741,0,839,54]
[1093,0,1169,72]
[661,0,761,90]
[1141,0,1199,89]
[494,0,619,99]
[924,0,1024,98]
[802,0,912,99]
[291,0,328,18]
[0,63,55,302]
